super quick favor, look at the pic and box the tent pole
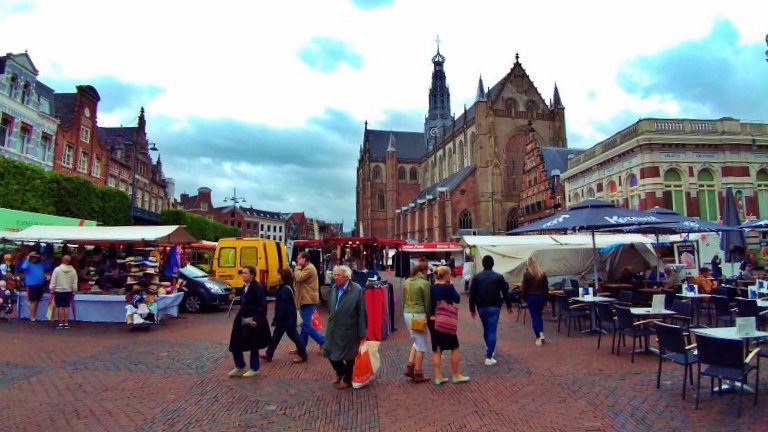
[592,230,599,293]
[656,234,661,280]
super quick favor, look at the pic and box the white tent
[461,234,658,283]
[0,225,197,244]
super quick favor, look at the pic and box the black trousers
[266,326,307,358]
[330,359,355,384]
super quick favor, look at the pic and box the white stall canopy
[0,225,197,244]
[462,234,657,283]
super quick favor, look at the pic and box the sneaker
[227,367,246,377]
[484,358,497,366]
[242,369,260,378]
[56,323,64,329]
[535,338,543,346]
[63,323,70,329]
[540,333,546,343]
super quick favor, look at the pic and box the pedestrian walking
[50,255,78,329]
[402,262,430,383]
[521,256,549,346]
[20,251,49,323]
[323,265,367,390]
[468,255,512,365]
[262,269,308,363]
[227,265,271,378]
[430,265,469,384]
[294,251,325,354]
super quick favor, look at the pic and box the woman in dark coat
[228,265,271,377]
[323,265,367,390]
[261,269,308,363]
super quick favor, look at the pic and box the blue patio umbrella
[720,187,746,267]
[740,218,768,231]
[508,199,678,291]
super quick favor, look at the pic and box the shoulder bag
[434,299,459,335]
[405,280,427,331]
[287,286,303,328]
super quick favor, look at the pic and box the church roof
[366,129,427,160]
[407,165,475,205]
[539,147,584,177]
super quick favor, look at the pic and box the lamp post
[224,188,246,234]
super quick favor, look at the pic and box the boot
[412,370,429,383]
[403,362,415,379]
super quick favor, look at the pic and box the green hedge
[0,156,130,225]
[160,209,239,241]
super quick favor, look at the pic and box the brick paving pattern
[2,277,767,431]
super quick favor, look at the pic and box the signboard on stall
[675,242,698,271]
[0,207,97,232]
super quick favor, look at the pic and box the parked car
[178,264,233,313]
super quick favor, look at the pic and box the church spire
[425,35,452,149]
[476,74,486,101]
[387,132,396,152]
[552,82,564,109]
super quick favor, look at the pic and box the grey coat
[323,281,367,362]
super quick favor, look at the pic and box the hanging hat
[125,276,140,285]
[143,267,158,275]
[144,256,159,267]
[147,285,158,294]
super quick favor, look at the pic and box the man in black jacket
[469,255,512,366]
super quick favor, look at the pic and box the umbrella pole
[656,234,661,281]
[592,230,599,293]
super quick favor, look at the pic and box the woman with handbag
[261,269,308,363]
[402,262,430,383]
[227,265,271,378]
[429,266,469,385]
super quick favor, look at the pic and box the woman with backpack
[261,269,308,363]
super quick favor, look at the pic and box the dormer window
[21,82,31,104]
[8,74,19,99]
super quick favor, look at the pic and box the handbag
[405,280,427,331]
[434,300,459,335]
[287,286,303,328]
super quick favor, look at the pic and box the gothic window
[447,150,453,175]
[757,169,768,218]
[377,189,385,211]
[469,132,476,163]
[398,166,406,181]
[505,99,518,111]
[525,100,537,112]
[697,169,718,221]
[438,155,445,180]
[372,165,382,182]
[409,167,418,182]
[458,140,465,168]
[663,169,685,215]
[458,209,472,230]
[431,160,437,184]
[506,209,518,232]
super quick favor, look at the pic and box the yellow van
[212,238,289,292]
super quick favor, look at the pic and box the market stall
[399,242,465,276]
[18,291,183,323]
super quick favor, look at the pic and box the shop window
[459,209,472,229]
[697,169,718,221]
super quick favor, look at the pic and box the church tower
[424,37,453,149]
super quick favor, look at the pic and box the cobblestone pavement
[2,277,767,431]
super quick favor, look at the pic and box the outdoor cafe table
[572,296,616,334]
[599,283,633,297]
[676,293,711,327]
[18,292,184,323]
[691,326,768,394]
[629,307,677,355]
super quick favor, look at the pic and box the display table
[18,292,184,323]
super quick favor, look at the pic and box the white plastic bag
[351,341,381,389]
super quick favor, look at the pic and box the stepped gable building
[356,46,570,240]
[0,52,57,170]
[99,108,169,224]
[53,85,109,186]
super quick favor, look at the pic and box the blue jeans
[299,304,325,347]
[233,351,260,371]
[527,294,547,339]
[478,306,500,359]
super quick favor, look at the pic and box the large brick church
[355,45,579,241]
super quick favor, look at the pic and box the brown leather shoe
[331,375,342,384]
[403,363,415,379]
[337,381,351,390]
[412,371,429,383]
[292,356,308,364]
[259,353,272,362]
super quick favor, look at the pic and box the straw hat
[125,276,140,285]
[144,256,159,267]
[147,284,159,294]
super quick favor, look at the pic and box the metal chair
[694,333,760,418]
[654,322,699,400]
[613,305,657,363]
[735,298,768,329]
[710,295,736,327]
[554,294,590,337]
[616,289,634,307]
[594,301,616,353]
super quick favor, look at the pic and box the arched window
[506,208,518,232]
[697,169,718,221]
[469,132,476,164]
[438,155,445,180]
[586,188,596,199]
[377,189,385,211]
[447,148,454,174]
[409,167,418,182]
[458,140,465,168]
[607,180,618,205]
[663,169,685,215]
[627,174,639,210]
[458,209,472,230]
[431,159,437,184]
[505,99,518,111]
[398,166,406,181]
[758,169,768,218]
[9,74,19,98]
[525,100,537,111]
[571,192,581,206]
[21,82,31,104]
[372,165,382,182]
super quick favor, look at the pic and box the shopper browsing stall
[20,251,50,323]
[50,255,77,329]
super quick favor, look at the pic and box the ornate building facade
[356,48,570,240]
[562,117,768,221]
[0,52,57,170]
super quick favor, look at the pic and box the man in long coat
[323,265,367,389]
[228,265,271,377]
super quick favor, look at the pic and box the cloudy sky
[2,0,766,230]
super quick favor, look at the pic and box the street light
[223,188,246,232]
